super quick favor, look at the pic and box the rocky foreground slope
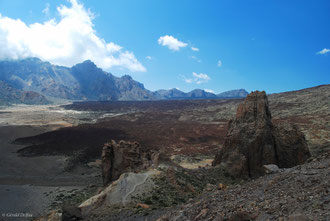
[159,152,330,221]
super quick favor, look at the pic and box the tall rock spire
[213,91,311,178]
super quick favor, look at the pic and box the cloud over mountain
[181,72,211,84]
[0,0,146,72]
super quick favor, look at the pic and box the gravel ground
[160,152,330,221]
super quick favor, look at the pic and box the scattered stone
[195,209,208,220]
[229,211,254,221]
[288,213,310,221]
[205,183,214,191]
[136,203,150,209]
[161,152,330,220]
[156,216,169,221]
[263,164,280,174]
[218,183,227,190]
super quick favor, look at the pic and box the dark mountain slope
[0,80,50,105]
[0,58,155,101]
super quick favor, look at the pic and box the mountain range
[0,58,248,105]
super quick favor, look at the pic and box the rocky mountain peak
[236,90,271,123]
[217,89,248,98]
[73,60,98,71]
[17,57,43,64]
[120,75,133,80]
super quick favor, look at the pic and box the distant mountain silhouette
[154,88,247,100]
[217,89,248,98]
[0,58,247,103]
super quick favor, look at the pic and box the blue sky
[0,0,329,93]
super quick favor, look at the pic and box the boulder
[263,164,280,174]
[101,140,159,186]
[79,170,158,216]
[213,91,311,178]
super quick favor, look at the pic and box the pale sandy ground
[0,105,105,220]
[178,159,214,169]
[0,104,91,128]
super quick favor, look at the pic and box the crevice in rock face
[259,140,264,174]
[253,96,258,121]
[109,145,114,182]
[272,134,280,165]
[246,148,252,178]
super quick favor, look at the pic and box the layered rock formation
[101,140,159,186]
[213,91,311,178]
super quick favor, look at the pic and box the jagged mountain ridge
[217,88,248,98]
[0,58,247,102]
[155,88,248,100]
[0,58,155,101]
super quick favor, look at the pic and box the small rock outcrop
[80,170,158,216]
[213,91,311,178]
[101,140,159,186]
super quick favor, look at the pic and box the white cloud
[193,72,210,84]
[317,48,330,55]
[217,60,222,67]
[191,47,199,52]
[42,3,50,16]
[158,35,188,51]
[181,72,210,84]
[146,56,152,60]
[0,0,146,72]
[204,89,214,93]
[191,56,201,63]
